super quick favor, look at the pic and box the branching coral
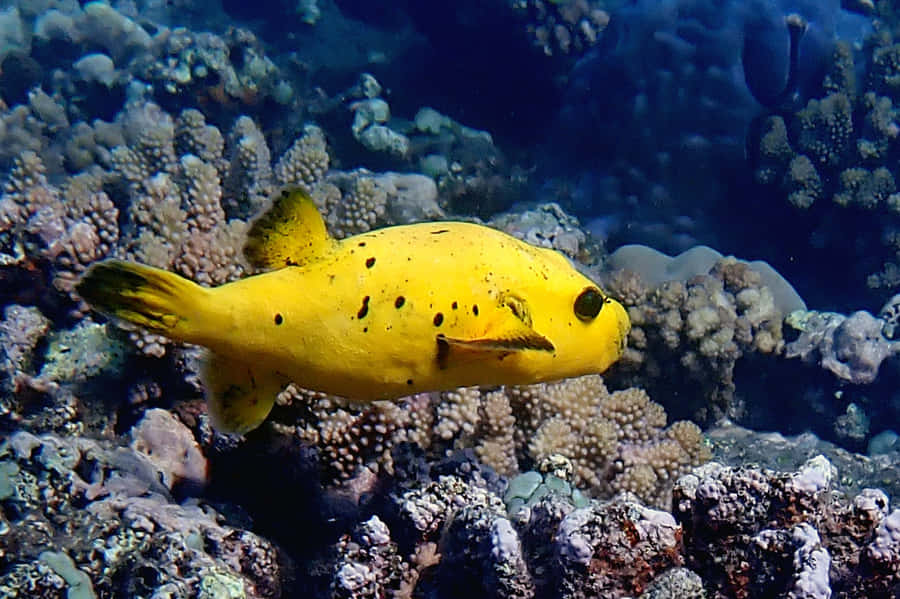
[274,124,329,192]
[1,98,446,372]
[277,385,435,480]
[508,375,709,507]
[750,37,900,292]
[273,375,707,508]
[0,150,119,305]
[604,256,787,422]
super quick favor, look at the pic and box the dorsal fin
[244,187,337,270]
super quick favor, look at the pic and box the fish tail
[76,259,210,343]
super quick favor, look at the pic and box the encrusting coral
[0,430,283,598]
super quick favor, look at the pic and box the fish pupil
[574,287,604,321]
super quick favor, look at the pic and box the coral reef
[510,0,610,57]
[321,73,528,218]
[0,430,285,598]
[675,455,900,598]
[312,442,900,597]
[603,251,790,422]
[785,303,900,385]
[489,202,589,259]
[0,1,898,597]
[507,375,710,507]
[322,449,683,599]
[407,106,526,217]
[276,375,708,509]
[748,33,900,294]
[548,0,870,254]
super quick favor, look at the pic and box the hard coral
[274,124,329,193]
[0,430,285,598]
[508,375,709,507]
[675,456,900,598]
[605,256,786,422]
[749,38,900,293]
[511,0,610,57]
[275,374,706,509]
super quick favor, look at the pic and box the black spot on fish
[395,296,405,308]
[285,258,298,266]
[363,327,368,333]
[357,296,370,319]
[358,241,366,247]
[407,379,414,385]
[431,229,449,234]
[223,384,243,401]
[366,257,376,268]
[451,301,458,310]
[274,313,283,325]
[473,304,479,316]
[433,312,444,327]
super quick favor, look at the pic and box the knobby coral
[274,375,708,508]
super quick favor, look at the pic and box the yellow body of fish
[77,188,630,433]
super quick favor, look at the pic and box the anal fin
[201,352,285,434]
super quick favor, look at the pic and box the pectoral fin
[201,352,285,434]
[436,328,554,370]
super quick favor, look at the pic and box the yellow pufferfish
[76,188,630,434]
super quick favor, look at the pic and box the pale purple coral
[785,308,900,384]
[676,454,900,597]
[555,499,682,597]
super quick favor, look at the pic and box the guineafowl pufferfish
[77,188,631,434]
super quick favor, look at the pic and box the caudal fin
[76,260,209,342]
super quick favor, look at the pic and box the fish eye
[573,287,604,321]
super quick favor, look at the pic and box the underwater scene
[4,0,900,596]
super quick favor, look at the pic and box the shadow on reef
[203,427,359,596]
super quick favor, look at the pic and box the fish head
[526,249,632,377]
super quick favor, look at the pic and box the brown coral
[270,374,706,508]
[509,375,709,506]
[606,258,785,422]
